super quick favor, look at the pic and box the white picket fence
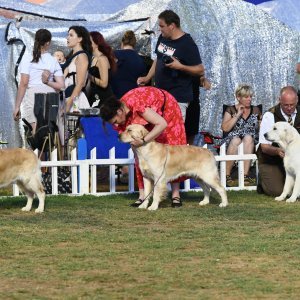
[12,143,258,196]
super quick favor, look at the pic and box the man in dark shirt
[137,9,204,121]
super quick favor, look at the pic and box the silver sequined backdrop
[0,0,299,148]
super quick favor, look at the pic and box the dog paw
[275,196,285,201]
[21,206,31,212]
[35,208,44,213]
[199,199,209,206]
[219,202,228,208]
[147,205,158,211]
[286,198,297,203]
[138,201,149,209]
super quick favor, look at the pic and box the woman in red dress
[100,86,186,207]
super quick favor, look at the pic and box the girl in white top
[13,29,65,133]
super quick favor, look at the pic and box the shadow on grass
[0,196,29,209]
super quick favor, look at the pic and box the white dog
[0,148,45,212]
[264,121,300,202]
[119,124,228,210]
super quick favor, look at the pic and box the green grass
[0,191,300,299]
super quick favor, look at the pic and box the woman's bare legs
[226,137,242,176]
[171,182,181,207]
[242,135,254,176]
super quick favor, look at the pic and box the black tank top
[88,65,114,107]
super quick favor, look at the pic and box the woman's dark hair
[99,95,122,122]
[90,31,117,73]
[31,29,52,63]
[66,26,92,59]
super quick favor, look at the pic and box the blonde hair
[235,84,253,98]
[122,30,136,48]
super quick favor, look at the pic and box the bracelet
[142,137,147,144]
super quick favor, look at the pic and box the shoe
[244,175,256,186]
[226,175,237,187]
[130,199,144,207]
[171,197,182,208]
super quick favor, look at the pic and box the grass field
[0,191,300,299]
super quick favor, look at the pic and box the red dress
[116,86,186,188]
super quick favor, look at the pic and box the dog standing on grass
[0,148,45,212]
[265,121,300,202]
[119,124,228,210]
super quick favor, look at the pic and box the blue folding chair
[79,116,130,159]
[79,116,131,184]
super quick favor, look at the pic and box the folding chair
[79,117,131,183]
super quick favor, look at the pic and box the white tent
[0,0,299,147]
[258,0,300,32]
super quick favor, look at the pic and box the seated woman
[221,84,262,186]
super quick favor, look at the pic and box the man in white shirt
[257,86,300,196]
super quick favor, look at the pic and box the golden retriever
[119,124,228,210]
[264,121,300,202]
[0,148,45,212]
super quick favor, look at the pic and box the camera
[162,55,174,64]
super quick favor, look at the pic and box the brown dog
[119,124,228,210]
[0,148,45,212]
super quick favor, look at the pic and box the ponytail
[31,29,52,63]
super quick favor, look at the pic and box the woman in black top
[88,31,116,107]
[110,30,147,98]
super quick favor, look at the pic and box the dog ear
[128,126,142,140]
[285,127,295,145]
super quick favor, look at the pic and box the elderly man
[257,86,300,196]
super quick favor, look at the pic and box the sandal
[226,175,237,187]
[130,199,144,207]
[171,197,182,208]
[244,175,256,186]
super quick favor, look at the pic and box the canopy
[0,0,299,147]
